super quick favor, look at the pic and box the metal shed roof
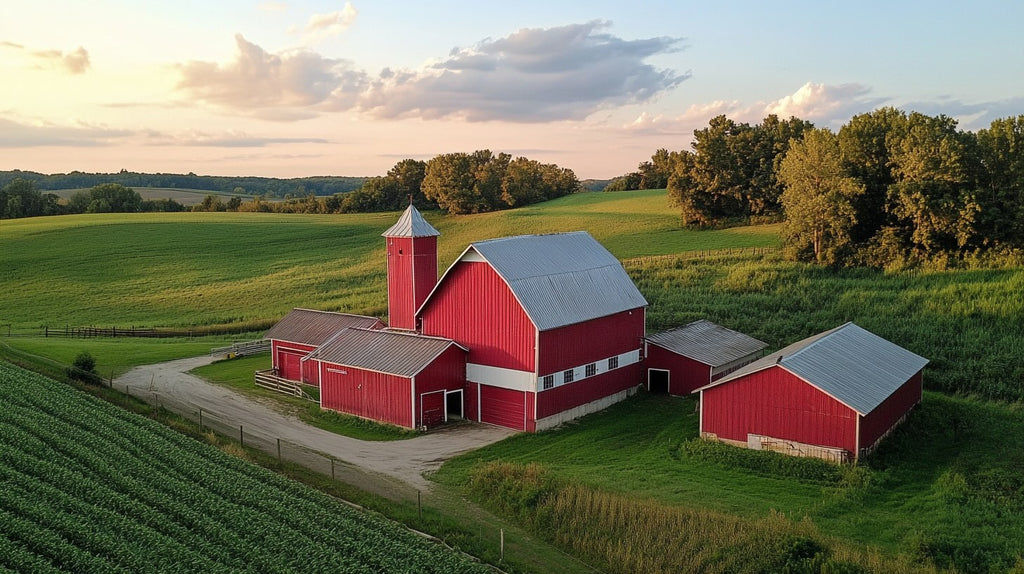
[699,322,929,415]
[646,319,767,367]
[263,308,381,346]
[381,204,440,238]
[306,328,464,377]
[461,231,648,331]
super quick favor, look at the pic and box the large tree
[779,129,865,264]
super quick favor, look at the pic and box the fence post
[239,425,244,447]
[277,438,282,461]
[418,491,422,521]
[199,408,203,431]
[331,458,335,480]
[500,529,504,562]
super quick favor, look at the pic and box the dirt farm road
[115,355,515,493]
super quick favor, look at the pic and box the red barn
[263,308,383,385]
[645,320,767,395]
[305,328,467,429]
[696,322,928,461]
[418,231,648,431]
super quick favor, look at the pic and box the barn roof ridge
[307,326,465,378]
[263,308,382,347]
[645,319,768,368]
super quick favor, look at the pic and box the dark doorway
[445,390,464,420]
[648,369,669,393]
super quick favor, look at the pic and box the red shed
[696,322,928,461]
[305,328,468,429]
[263,308,383,384]
[419,232,648,431]
[645,320,767,395]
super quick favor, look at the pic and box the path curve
[115,356,514,492]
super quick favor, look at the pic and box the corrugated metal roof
[701,322,929,414]
[381,204,440,237]
[467,231,648,331]
[263,308,381,346]
[646,320,767,367]
[306,328,464,377]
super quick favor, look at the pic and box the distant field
[0,362,491,573]
[0,190,780,330]
[46,186,258,205]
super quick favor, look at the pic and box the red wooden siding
[537,309,644,375]
[272,341,316,382]
[645,343,711,395]
[701,366,858,453]
[419,391,445,428]
[859,370,923,451]
[319,365,412,428]
[412,345,468,428]
[420,261,535,372]
[386,236,437,330]
[535,362,642,419]
[479,385,527,431]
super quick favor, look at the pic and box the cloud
[301,2,358,39]
[176,34,368,120]
[1,41,24,49]
[0,117,131,147]
[360,21,686,122]
[31,46,91,74]
[628,82,887,136]
[900,95,1024,130]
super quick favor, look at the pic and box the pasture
[46,186,255,205]
[0,362,491,573]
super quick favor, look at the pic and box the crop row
[0,362,491,573]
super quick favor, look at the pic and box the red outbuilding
[418,231,648,431]
[304,327,467,429]
[645,320,767,395]
[263,308,382,385]
[696,322,928,461]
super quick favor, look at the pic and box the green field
[0,190,779,330]
[47,186,257,205]
[0,362,490,573]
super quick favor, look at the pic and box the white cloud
[360,21,687,122]
[302,2,358,39]
[176,34,368,120]
[18,45,91,74]
[0,117,130,147]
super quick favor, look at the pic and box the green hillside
[0,190,779,330]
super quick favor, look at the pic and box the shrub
[66,351,102,385]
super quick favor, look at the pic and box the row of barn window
[542,355,621,390]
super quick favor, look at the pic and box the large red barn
[696,322,928,461]
[418,231,648,431]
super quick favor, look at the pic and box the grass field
[0,190,779,330]
[47,186,256,205]
[0,362,492,573]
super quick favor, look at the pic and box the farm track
[115,356,514,495]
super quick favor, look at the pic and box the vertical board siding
[386,236,415,330]
[479,385,527,431]
[702,367,858,453]
[271,341,316,381]
[319,363,413,428]
[859,370,923,451]
[645,344,711,395]
[412,345,468,428]
[537,309,645,375]
[420,392,445,428]
[536,362,642,419]
[420,262,535,372]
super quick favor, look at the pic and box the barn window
[542,375,554,390]
[563,369,574,384]
[585,363,597,377]
[608,356,619,370]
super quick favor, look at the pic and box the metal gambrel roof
[263,308,382,346]
[466,231,648,331]
[699,322,929,415]
[381,204,440,238]
[306,328,465,378]
[646,319,767,367]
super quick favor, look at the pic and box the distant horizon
[3,1,1021,180]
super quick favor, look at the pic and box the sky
[1,1,1022,180]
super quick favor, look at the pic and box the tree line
[614,110,1024,267]
[0,170,365,198]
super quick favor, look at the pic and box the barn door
[278,351,303,381]
[479,385,526,431]
[648,369,669,393]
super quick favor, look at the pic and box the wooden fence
[254,369,307,398]
[211,340,271,357]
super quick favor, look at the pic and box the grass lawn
[190,353,419,441]
[435,391,1024,572]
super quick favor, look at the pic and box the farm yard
[2,189,1024,572]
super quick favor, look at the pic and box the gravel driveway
[115,356,514,493]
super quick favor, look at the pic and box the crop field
[0,362,491,573]
[46,187,255,205]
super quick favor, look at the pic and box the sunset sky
[2,1,1021,180]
